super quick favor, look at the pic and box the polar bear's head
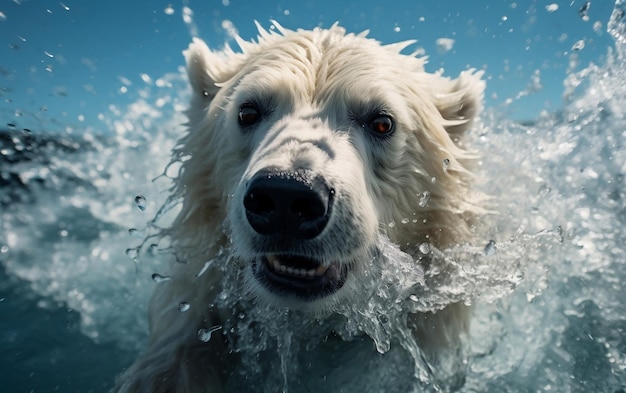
[170,23,484,310]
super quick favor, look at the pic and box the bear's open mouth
[251,254,348,301]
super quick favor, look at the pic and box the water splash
[442,158,450,171]
[1,3,626,391]
[483,240,496,256]
[418,190,431,207]
[608,0,626,55]
[197,325,222,342]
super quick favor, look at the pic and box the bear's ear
[184,38,244,100]
[433,69,485,136]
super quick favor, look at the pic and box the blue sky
[0,0,617,134]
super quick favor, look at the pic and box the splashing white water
[1,2,626,391]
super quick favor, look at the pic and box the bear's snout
[243,168,333,240]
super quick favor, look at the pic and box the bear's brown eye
[370,114,394,135]
[238,104,261,127]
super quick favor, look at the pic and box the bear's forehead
[248,32,407,72]
[235,32,423,105]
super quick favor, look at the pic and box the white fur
[115,22,485,392]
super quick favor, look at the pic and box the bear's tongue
[265,254,331,279]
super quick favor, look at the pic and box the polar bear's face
[228,109,381,307]
[174,25,484,310]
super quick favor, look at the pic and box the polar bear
[116,22,484,392]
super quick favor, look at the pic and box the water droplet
[134,195,147,211]
[202,90,210,97]
[44,51,54,58]
[178,302,190,312]
[146,244,159,257]
[195,260,213,278]
[572,39,585,51]
[419,243,431,254]
[418,191,431,207]
[151,273,172,283]
[578,1,591,22]
[198,325,222,342]
[484,240,497,256]
[128,228,143,238]
[442,158,450,171]
[125,247,139,260]
[545,3,559,12]
[164,4,175,15]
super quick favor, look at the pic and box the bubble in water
[418,191,431,207]
[388,221,396,228]
[419,243,431,254]
[442,158,450,171]
[151,273,172,283]
[59,2,70,11]
[0,245,8,253]
[178,302,190,312]
[401,218,410,224]
[198,325,222,342]
[409,294,419,302]
[134,195,147,211]
[483,239,497,256]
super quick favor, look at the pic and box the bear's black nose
[243,169,332,240]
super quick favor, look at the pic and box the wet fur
[115,22,484,392]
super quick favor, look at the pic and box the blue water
[1,1,626,392]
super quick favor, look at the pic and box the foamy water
[2,3,626,392]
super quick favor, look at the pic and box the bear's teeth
[315,265,329,276]
[265,254,330,277]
